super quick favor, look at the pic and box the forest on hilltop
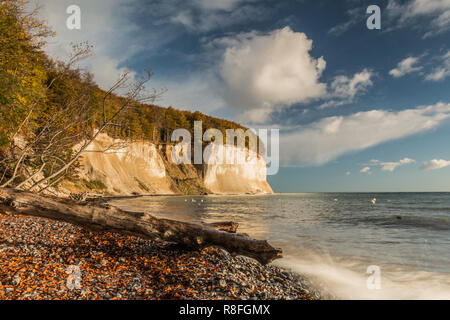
[0,0,248,191]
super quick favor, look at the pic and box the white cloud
[387,0,450,37]
[426,68,450,81]
[319,69,374,108]
[220,27,327,123]
[89,56,138,93]
[34,2,378,122]
[328,7,364,36]
[36,0,142,90]
[37,0,204,93]
[35,0,269,116]
[378,157,416,172]
[152,73,226,114]
[388,0,450,20]
[331,69,374,99]
[425,50,450,81]
[421,159,450,170]
[328,19,356,36]
[193,0,244,11]
[360,158,416,174]
[360,157,416,173]
[166,0,269,33]
[360,167,371,174]
[389,56,422,78]
[280,102,450,166]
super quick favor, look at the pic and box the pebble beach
[0,212,322,300]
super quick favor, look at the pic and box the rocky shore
[0,212,322,300]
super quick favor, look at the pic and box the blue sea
[112,193,450,299]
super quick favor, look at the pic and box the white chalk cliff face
[74,134,273,195]
[77,134,172,195]
[203,144,273,194]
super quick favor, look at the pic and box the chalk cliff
[202,144,273,194]
[60,134,273,196]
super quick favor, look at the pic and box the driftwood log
[0,188,282,264]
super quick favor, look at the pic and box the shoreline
[0,212,322,300]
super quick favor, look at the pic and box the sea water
[111,193,450,299]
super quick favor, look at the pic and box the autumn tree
[0,1,159,192]
[0,0,51,147]
[0,0,253,193]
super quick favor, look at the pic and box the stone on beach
[0,213,320,300]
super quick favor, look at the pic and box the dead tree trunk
[0,188,282,264]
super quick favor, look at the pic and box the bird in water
[371,198,376,205]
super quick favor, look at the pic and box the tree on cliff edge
[0,0,160,192]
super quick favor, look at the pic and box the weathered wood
[0,188,282,264]
[207,221,239,233]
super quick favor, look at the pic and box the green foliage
[0,0,245,156]
[0,0,48,146]
[83,179,106,190]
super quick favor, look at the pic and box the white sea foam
[276,251,450,300]
[113,193,450,299]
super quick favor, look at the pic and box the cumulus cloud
[425,50,450,81]
[360,157,416,173]
[35,2,377,121]
[389,51,450,82]
[361,158,416,172]
[421,159,450,170]
[378,157,416,172]
[280,102,450,166]
[319,69,374,109]
[389,56,422,78]
[387,0,450,37]
[360,167,371,174]
[220,27,327,123]
[36,0,226,110]
[331,69,374,99]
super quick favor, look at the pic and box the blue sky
[38,0,450,191]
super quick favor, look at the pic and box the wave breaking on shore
[277,252,450,300]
